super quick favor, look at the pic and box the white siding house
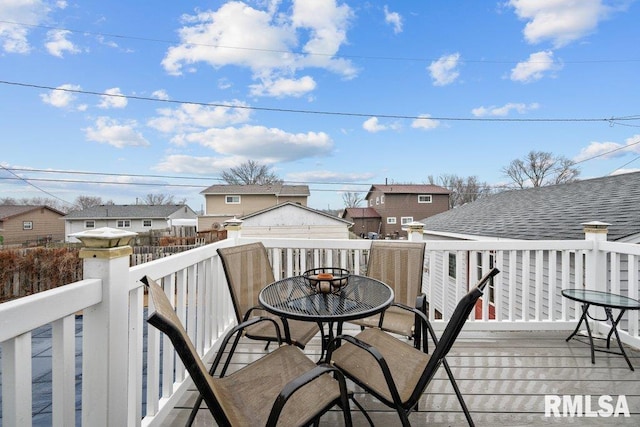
[64,204,198,243]
[419,172,640,320]
[237,202,353,239]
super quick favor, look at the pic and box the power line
[2,19,639,65]
[2,79,638,124]
[0,164,73,206]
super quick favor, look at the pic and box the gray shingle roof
[419,172,640,241]
[64,205,192,219]
[200,184,309,196]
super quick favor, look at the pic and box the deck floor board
[164,328,640,426]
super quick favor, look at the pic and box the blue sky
[1,0,639,212]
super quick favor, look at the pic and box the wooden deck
[163,328,640,426]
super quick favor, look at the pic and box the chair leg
[349,394,374,427]
[442,358,474,427]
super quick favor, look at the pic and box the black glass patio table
[562,288,640,371]
[259,274,394,360]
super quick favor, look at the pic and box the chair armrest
[210,317,283,377]
[327,334,404,406]
[387,301,433,353]
[415,293,427,313]
[266,364,350,426]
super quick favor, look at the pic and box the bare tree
[142,193,187,205]
[73,195,107,210]
[221,160,282,185]
[342,192,364,208]
[502,151,580,188]
[427,174,492,209]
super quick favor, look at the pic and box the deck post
[582,221,610,335]
[71,227,137,427]
[223,217,243,241]
[406,221,424,242]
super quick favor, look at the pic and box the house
[340,207,381,238]
[0,205,66,246]
[237,202,353,239]
[64,204,198,243]
[343,184,450,238]
[419,171,640,321]
[419,171,640,243]
[198,184,309,231]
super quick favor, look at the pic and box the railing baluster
[52,316,75,427]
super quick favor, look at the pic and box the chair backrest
[366,241,426,306]
[415,267,500,399]
[141,276,228,425]
[217,242,276,322]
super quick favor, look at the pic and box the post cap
[70,227,137,248]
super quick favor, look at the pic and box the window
[225,195,241,204]
[418,194,432,203]
[380,195,385,204]
[448,253,456,279]
[401,216,413,225]
[369,199,373,207]
[117,220,131,228]
[85,220,95,229]
[23,221,33,230]
[387,217,397,224]
[143,220,152,227]
[375,196,380,205]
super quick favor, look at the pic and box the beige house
[0,205,66,246]
[198,184,309,231]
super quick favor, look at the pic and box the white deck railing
[1,229,639,426]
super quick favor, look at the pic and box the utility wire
[2,80,638,123]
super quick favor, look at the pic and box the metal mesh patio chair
[142,275,352,427]
[217,242,322,349]
[328,267,500,427]
[350,241,427,349]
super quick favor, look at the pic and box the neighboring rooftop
[200,184,310,196]
[0,205,66,219]
[419,171,640,242]
[366,184,450,199]
[239,201,352,225]
[64,204,193,219]
[340,207,381,219]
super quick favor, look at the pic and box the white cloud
[40,83,83,109]
[249,75,316,98]
[428,53,461,86]
[362,117,401,133]
[151,89,170,101]
[98,88,128,109]
[147,102,252,135]
[154,154,241,174]
[0,0,50,53]
[161,0,356,97]
[45,29,80,57]
[472,102,540,117]
[411,114,440,130]
[179,125,334,163]
[384,5,403,34]
[286,170,375,183]
[84,117,150,148]
[574,135,640,162]
[510,50,560,83]
[508,0,613,47]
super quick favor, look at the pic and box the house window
[225,195,241,204]
[380,195,385,204]
[387,217,397,224]
[23,221,33,230]
[117,220,131,228]
[375,196,380,205]
[401,216,413,225]
[85,220,95,229]
[448,253,456,279]
[418,195,432,203]
[369,199,373,207]
[143,220,152,227]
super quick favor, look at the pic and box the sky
[1,0,640,213]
